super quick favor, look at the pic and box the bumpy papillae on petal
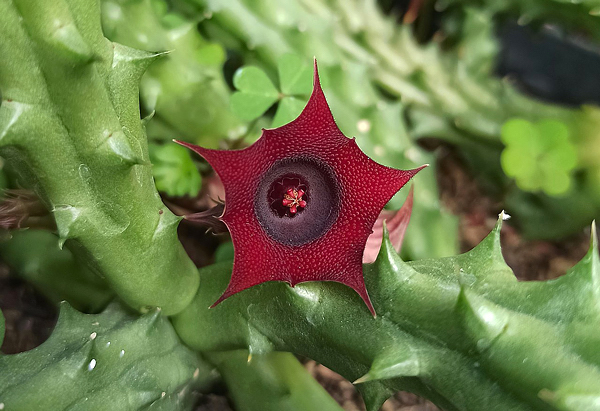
[177,61,425,316]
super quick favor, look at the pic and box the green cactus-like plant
[0,302,216,410]
[0,0,198,314]
[173,216,600,411]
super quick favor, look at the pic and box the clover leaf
[501,118,578,196]
[230,66,280,121]
[230,54,313,127]
[149,143,202,197]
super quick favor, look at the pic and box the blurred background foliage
[3,0,600,409]
[98,0,600,248]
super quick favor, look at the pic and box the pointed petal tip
[209,291,229,309]
[360,288,377,317]
[400,164,428,180]
[412,164,429,173]
[174,139,214,158]
[312,57,323,92]
[346,277,376,317]
[173,139,193,149]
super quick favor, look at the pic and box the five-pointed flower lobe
[177,61,425,315]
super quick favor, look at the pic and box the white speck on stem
[161,392,166,398]
[106,341,111,348]
[120,350,125,358]
[90,332,97,340]
[92,322,99,326]
[0,402,5,410]
[193,368,199,379]
[88,359,97,371]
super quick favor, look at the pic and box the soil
[0,147,590,410]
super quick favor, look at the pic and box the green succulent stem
[0,302,216,410]
[173,216,600,411]
[0,0,198,314]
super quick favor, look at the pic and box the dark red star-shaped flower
[177,62,424,315]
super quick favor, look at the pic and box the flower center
[266,174,309,218]
[255,158,340,246]
[283,188,307,214]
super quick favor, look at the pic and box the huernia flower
[177,61,424,315]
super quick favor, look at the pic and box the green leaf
[0,302,215,410]
[149,143,202,197]
[501,118,577,196]
[501,119,538,148]
[271,96,306,128]
[277,54,313,96]
[231,66,279,121]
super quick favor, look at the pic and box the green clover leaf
[501,118,578,196]
[230,66,280,121]
[150,143,202,197]
[230,54,313,127]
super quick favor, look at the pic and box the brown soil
[0,147,590,410]
[0,264,56,355]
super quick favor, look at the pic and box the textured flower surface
[177,62,424,315]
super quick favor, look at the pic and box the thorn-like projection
[460,212,514,282]
[354,343,420,383]
[457,288,508,351]
[586,220,600,306]
[112,44,167,77]
[53,205,82,249]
